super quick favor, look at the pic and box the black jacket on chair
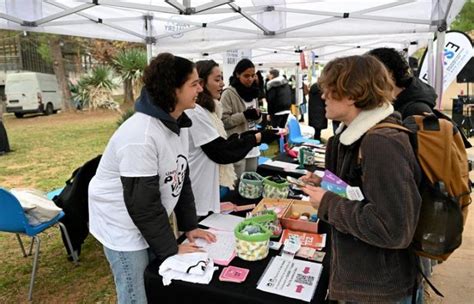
[53,155,102,259]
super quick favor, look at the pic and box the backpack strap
[369,122,411,133]
[357,122,412,164]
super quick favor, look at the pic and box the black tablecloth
[257,153,323,178]
[144,192,331,304]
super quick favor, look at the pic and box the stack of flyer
[280,229,326,262]
[321,169,364,201]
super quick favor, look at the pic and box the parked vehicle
[5,72,61,118]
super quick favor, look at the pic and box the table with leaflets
[144,191,331,304]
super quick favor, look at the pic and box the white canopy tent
[0,1,466,61]
[0,0,467,95]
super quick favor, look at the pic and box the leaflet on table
[198,213,243,231]
[182,229,236,266]
[280,229,326,250]
[321,169,364,201]
[257,256,322,302]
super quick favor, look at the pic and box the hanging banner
[418,31,473,92]
[299,51,308,70]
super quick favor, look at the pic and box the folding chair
[287,117,320,145]
[0,188,78,301]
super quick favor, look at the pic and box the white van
[5,72,62,118]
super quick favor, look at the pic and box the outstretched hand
[301,184,327,209]
[300,171,322,186]
[185,228,217,243]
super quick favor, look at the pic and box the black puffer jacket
[395,77,437,118]
[308,83,327,130]
[266,76,292,115]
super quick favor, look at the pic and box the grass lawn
[0,110,122,303]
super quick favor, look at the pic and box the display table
[144,192,331,304]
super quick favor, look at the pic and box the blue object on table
[279,134,285,153]
[220,186,230,199]
[259,143,269,152]
[258,156,270,165]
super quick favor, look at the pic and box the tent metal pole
[145,15,154,64]
[0,12,23,25]
[426,38,434,86]
[36,3,96,26]
[434,28,445,109]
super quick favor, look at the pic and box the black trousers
[271,113,289,128]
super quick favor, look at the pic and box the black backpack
[53,155,101,260]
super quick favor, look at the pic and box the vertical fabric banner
[299,51,308,70]
[418,31,473,92]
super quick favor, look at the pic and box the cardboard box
[281,200,319,233]
[251,198,293,219]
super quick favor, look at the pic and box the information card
[257,256,322,302]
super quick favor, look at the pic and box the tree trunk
[50,38,72,111]
[123,78,134,104]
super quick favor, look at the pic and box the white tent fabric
[0,0,467,65]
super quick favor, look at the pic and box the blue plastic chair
[287,117,321,145]
[0,188,78,301]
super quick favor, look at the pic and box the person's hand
[301,184,327,209]
[300,171,322,186]
[185,228,217,243]
[240,129,259,138]
[258,129,280,144]
[178,242,204,254]
[243,108,261,120]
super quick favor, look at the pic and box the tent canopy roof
[0,0,467,64]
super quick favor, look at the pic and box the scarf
[207,100,237,189]
[230,77,260,102]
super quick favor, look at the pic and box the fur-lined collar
[336,103,394,145]
[266,76,288,90]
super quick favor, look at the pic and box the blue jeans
[103,246,152,304]
[396,285,424,304]
[338,285,423,304]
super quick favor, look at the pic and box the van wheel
[45,103,54,115]
[14,113,24,118]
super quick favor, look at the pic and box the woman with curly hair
[88,53,216,303]
[186,60,278,216]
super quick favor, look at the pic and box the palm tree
[72,66,120,112]
[113,49,147,104]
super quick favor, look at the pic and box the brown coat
[319,112,422,303]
